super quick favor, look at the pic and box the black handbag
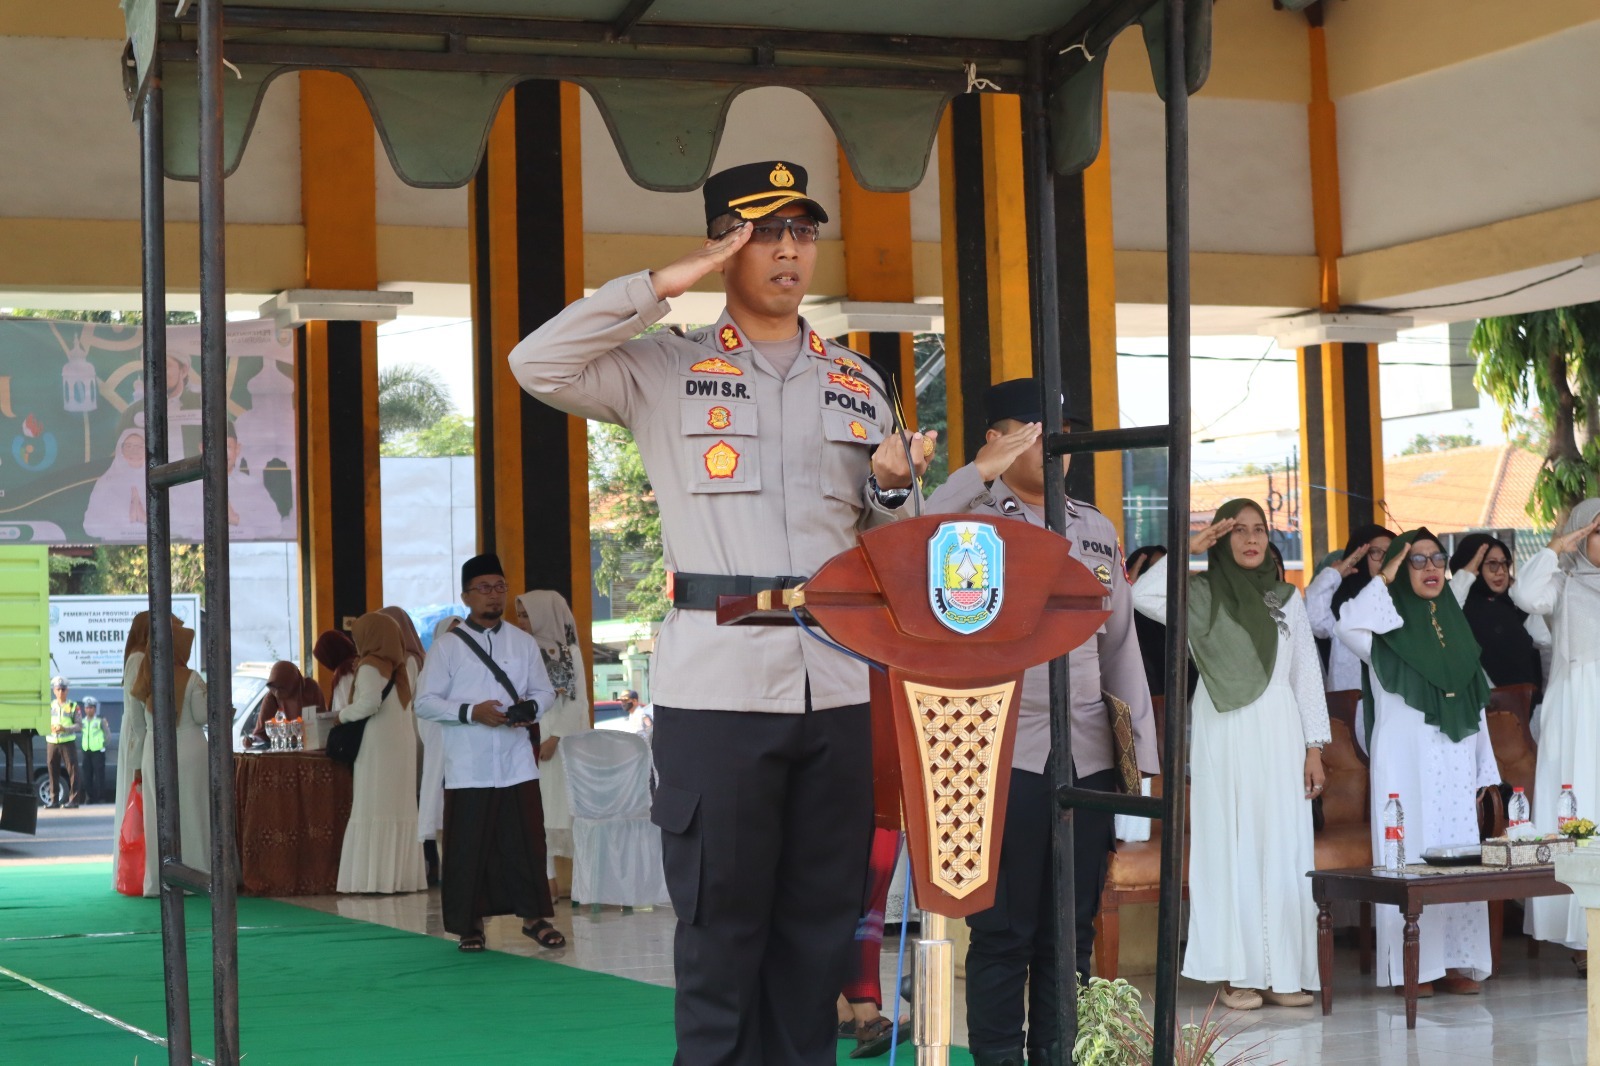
[326,675,396,765]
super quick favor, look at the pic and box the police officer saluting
[925,379,1159,1066]
[510,161,934,1066]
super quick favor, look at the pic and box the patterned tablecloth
[234,751,352,896]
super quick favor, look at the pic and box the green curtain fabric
[122,0,1212,191]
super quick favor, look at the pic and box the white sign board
[48,594,202,685]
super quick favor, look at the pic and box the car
[591,699,627,728]
[32,684,124,806]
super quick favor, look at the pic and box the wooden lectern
[719,513,1111,1063]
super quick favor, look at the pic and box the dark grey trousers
[965,766,1118,1055]
[652,703,873,1066]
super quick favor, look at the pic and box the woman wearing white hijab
[112,613,152,890]
[514,590,591,884]
[1513,498,1600,967]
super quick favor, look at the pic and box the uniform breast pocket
[819,410,884,506]
[681,398,760,493]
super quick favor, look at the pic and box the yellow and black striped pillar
[838,147,917,427]
[1296,9,1386,559]
[1049,96,1125,534]
[468,80,592,667]
[297,71,383,657]
[938,93,1034,471]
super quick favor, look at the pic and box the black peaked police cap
[703,161,829,231]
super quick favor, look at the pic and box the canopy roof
[120,0,1222,192]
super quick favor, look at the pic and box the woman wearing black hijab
[1305,524,1397,694]
[1448,534,1548,701]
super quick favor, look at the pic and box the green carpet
[0,863,974,1065]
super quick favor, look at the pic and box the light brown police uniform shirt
[508,270,901,714]
[924,462,1159,778]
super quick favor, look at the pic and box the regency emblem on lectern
[928,521,1005,634]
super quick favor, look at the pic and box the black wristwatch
[867,474,912,509]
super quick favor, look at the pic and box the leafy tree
[1399,432,1480,456]
[1472,304,1600,526]
[380,414,475,457]
[49,545,206,596]
[378,363,455,444]
[4,309,198,325]
[589,421,666,622]
[913,333,950,490]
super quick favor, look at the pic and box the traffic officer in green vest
[510,160,933,1066]
[925,379,1159,1066]
[79,696,107,804]
[46,676,85,808]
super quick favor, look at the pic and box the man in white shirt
[415,554,562,952]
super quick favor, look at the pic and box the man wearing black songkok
[415,553,562,952]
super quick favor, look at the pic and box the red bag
[115,779,146,897]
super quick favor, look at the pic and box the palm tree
[378,364,454,444]
[1472,303,1600,527]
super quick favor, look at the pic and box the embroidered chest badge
[703,440,740,480]
[718,324,743,352]
[690,356,743,375]
[1094,563,1113,587]
[827,371,871,397]
[707,406,732,430]
[848,420,868,440]
[833,354,861,371]
[928,521,1005,635]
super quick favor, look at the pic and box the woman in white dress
[1337,528,1498,995]
[1133,498,1329,1011]
[515,590,592,894]
[1513,499,1600,967]
[135,626,210,898]
[336,612,426,894]
[1305,524,1395,698]
[112,612,152,890]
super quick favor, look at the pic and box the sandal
[850,1016,911,1059]
[522,919,567,949]
[458,931,486,953]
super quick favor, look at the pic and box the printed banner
[49,594,203,685]
[0,317,296,544]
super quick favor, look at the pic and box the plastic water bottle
[1508,786,1531,830]
[1558,785,1578,830]
[1382,793,1405,871]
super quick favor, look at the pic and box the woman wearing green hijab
[1336,528,1497,996]
[1133,499,1330,1011]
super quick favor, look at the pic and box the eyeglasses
[1366,548,1387,561]
[1482,560,1510,573]
[1406,552,1447,571]
[716,217,820,244]
[467,581,509,595]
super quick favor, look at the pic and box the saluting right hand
[1337,541,1372,577]
[1380,544,1407,585]
[1549,515,1600,554]
[1463,542,1489,576]
[1188,517,1236,557]
[471,700,508,727]
[650,222,754,299]
[974,422,1042,482]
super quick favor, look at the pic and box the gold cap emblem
[769,163,795,189]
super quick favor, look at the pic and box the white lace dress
[1134,557,1330,993]
[1336,579,1498,984]
[140,673,211,897]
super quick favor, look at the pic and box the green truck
[0,547,50,834]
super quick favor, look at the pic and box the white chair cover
[1114,776,1154,843]
[560,730,670,907]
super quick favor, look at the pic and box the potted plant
[1561,818,1597,846]
[1073,977,1280,1066]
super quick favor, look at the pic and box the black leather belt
[669,572,808,610]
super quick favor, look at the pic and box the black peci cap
[982,378,1088,429]
[461,553,505,590]
[703,161,829,232]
